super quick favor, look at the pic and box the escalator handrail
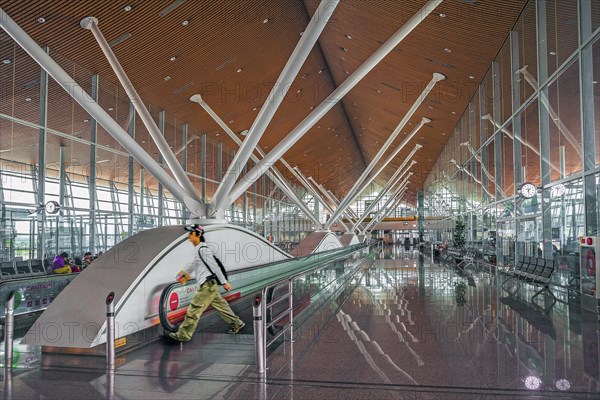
[158,243,371,331]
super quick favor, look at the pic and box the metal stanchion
[253,294,265,374]
[3,367,12,400]
[4,291,15,368]
[105,291,115,370]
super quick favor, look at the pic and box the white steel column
[189,96,323,228]
[518,65,582,158]
[325,189,360,219]
[292,167,350,231]
[80,17,202,205]
[482,113,560,173]
[364,184,410,233]
[211,0,340,215]
[334,82,439,214]
[308,177,357,222]
[0,8,195,210]
[344,117,431,215]
[362,192,406,234]
[225,0,444,207]
[326,141,424,229]
[352,163,415,231]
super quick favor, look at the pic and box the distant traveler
[82,252,93,268]
[52,252,73,274]
[168,224,245,342]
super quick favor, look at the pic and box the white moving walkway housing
[22,224,289,349]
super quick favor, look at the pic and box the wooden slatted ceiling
[0,0,528,206]
[302,0,528,202]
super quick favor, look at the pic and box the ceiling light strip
[108,33,131,48]
[159,0,187,17]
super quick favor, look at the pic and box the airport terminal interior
[0,0,599,399]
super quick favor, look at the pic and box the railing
[252,244,373,374]
[253,280,293,374]
[158,243,368,332]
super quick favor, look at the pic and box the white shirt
[185,243,228,284]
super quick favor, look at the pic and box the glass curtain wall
[0,32,313,262]
[424,0,600,285]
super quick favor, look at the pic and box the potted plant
[453,218,466,266]
[454,281,467,306]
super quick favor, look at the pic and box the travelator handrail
[253,244,374,374]
[159,243,369,332]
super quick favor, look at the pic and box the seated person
[52,252,80,274]
[52,252,72,274]
[82,252,93,268]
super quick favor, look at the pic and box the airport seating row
[501,256,557,311]
[0,259,49,280]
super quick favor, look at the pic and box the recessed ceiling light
[229,120,234,124]
[444,48,452,53]
[376,90,382,93]
[237,68,243,73]
[318,69,324,74]
[252,107,258,111]
[216,133,220,136]
[141,140,146,143]
[263,18,269,24]
[310,106,314,110]
[240,130,249,136]
[2,59,11,64]
[442,132,446,136]
[25,97,31,102]
[342,47,348,52]
[83,119,89,122]
[124,5,132,12]
[164,76,171,81]
[346,35,352,39]
[108,107,113,111]
[296,89,302,94]
[428,106,434,110]
[550,51,557,55]
[469,75,475,79]
[299,31,304,36]
[37,17,46,23]
[439,13,446,17]
[452,111,456,115]
[182,20,189,26]
[345,71,350,75]
[170,56,177,61]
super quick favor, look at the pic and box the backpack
[198,246,228,285]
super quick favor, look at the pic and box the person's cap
[184,224,204,234]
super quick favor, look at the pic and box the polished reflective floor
[2,244,599,399]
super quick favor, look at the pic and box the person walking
[168,224,245,342]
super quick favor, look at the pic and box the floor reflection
[0,243,599,399]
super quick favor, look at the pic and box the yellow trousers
[176,280,242,340]
[53,265,72,274]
